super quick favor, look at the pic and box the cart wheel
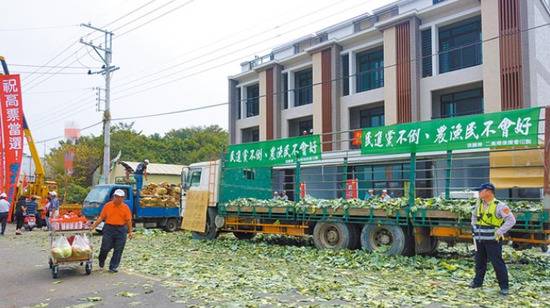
[85,262,92,275]
[48,258,53,269]
[52,265,59,279]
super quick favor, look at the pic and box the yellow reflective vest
[476,199,504,228]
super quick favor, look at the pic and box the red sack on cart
[72,234,91,259]
[51,236,72,259]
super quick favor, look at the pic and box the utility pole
[80,23,119,184]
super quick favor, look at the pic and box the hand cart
[48,229,94,279]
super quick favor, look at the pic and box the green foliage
[58,183,90,203]
[46,123,228,191]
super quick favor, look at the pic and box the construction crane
[0,56,57,211]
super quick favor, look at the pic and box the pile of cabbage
[223,197,544,218]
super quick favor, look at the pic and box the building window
[236,87,241,119]
[356,48,384,92]
[350,106,384,149]
[421,29,432,78]
[294,68,312,106]
[298,119,313,136]
[440,88,483,118]
[282,73,289,109]
[246,84,259,117]
[439,16,482,74]
[360,107,385,128]
[242,126,259,143]
[342,54,349,96]
[289,116,313,137]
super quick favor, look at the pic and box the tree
[45,124,228,194]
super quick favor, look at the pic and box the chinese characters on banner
[225,134,322,168]
[361,108,541,155]
[0,75,24,209]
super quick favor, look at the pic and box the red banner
[345,179,358,199]
[0,75,24,219]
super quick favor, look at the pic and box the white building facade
[228,0,550,150]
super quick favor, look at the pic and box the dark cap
[475,183,496,192]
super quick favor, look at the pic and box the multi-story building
[227,0,550,199]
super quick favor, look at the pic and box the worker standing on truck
[470,183,516,296]
[134,159,149,191]
[90,189,133,273]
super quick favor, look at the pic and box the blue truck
[82,183,183,232]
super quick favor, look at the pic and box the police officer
[470,183,516,295]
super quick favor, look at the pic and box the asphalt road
[0,224,185,308]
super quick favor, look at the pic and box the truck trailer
[181,107,550,255]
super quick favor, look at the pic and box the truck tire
[191,207,219,240]
[164,218,179,232]
[233,232,256,240]
[313,222,354,250]
[360,224,409,256]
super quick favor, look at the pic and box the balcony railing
[246,98,259,117]
[439,41,482,74]
[294,85,313,106]
[356,67,384,92]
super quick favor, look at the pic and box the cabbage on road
[122,230,549,306]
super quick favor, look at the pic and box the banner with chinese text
[0,74,24,207]
[226,134,321,168]
[361,108,540,155]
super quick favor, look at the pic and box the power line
[116,0,196,38]
[14,70,87,75]
[10,63,93,69]
[111,0,374,97]
[103,0,160,27]
[110,0,180,32]
[35,18,550,141]
[20,41,79,82]
[112,0,357,89]
[25,87,92,95]
[0,24,78,31]
[35,121,103,143]
[112,102,228,121]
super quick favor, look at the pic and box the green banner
[361,108,541,155]
[226,134,322,168]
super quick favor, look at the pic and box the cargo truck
[83,178,184,232]
[181,107,550,255]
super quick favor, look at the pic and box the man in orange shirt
[90,189,133,273]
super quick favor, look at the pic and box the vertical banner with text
[0,75,24,213]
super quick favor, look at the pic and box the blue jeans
[98,224,128,270]
[134,174,144,191]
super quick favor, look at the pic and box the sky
[1,0,392,156]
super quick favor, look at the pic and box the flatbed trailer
[183,107,550,255]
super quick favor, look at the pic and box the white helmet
[144,159,150,164]
[0,193,7,198]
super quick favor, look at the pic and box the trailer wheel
[191,207,219,240]
[233,232,256,240]
[313,222,354,250]
[164,218,179,232]
[360,224,408,255]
